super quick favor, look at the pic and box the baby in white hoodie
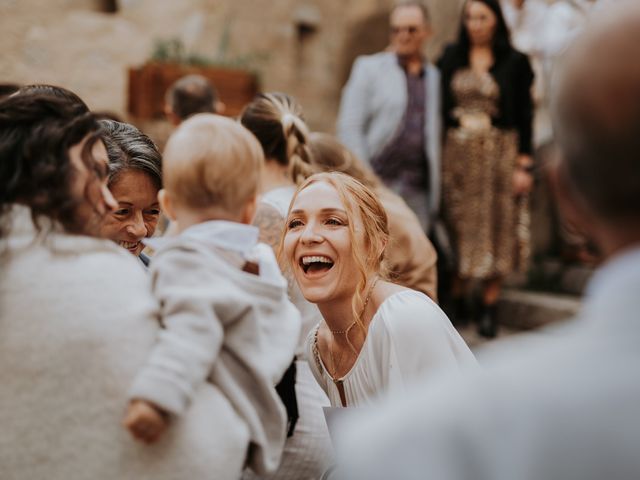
[124,114,300,475]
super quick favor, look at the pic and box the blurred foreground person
[0,94,250,479]
[336,5,640,479]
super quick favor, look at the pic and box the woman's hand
[513,154,534,196]
[123,399,168,444]
[459,112,492,131]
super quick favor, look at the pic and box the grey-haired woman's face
[98,169,160,256]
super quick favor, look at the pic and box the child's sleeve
[128,247,224,416]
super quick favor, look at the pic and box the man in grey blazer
[337,1,441,232]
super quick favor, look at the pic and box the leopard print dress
[442,69,530,280]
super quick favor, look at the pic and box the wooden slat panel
[127,63,259,119]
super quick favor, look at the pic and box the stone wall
[0,0,463,143]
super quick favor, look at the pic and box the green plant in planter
[150,23,269,73]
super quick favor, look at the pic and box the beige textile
[378,188,438,301]
[442,69,530,279]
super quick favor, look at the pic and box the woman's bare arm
[253,202,286,252]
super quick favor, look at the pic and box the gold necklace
[328,346,347,382]
[328,321,357,335]
[327,277,379,380]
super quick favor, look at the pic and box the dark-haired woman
[13,83,90,112]
[99,119,162,267]
[0,93,251,479]
[437,0,534,337]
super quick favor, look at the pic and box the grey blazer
[337,52,442,218]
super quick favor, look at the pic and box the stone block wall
[1,0,463,143]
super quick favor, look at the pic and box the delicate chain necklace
[328,321,356,335]
[327,277,379,379]
[328,346,347,383]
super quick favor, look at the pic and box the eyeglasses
[390,26,421,35]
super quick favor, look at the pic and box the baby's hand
[123,399,168,444]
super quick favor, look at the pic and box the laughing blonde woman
[281,172,477,407]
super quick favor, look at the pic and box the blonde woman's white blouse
[306,290,477,407]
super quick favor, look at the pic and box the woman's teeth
[302,255,332,265]
[301,255,334,274]
[118,241,138,249]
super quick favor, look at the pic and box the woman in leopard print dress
[438,0,534,337]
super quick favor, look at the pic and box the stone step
[458,323,522,350]
[525,259,595,296]
[497,289,581,330]
[456,289,582,349]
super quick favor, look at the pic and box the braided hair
[240,92,315,184]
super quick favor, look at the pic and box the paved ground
[454,288,582,351]
[456,323,523,350]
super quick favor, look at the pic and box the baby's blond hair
[163,113,264,217]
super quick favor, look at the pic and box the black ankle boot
[477,303,498,338]
[451,296,471,326]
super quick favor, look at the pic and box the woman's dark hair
[0,83,20,100]
[99,120,162,191]
[454,0,512,66]
[16,84,90,114]
[240,92,314,184]
[0,93,101,238]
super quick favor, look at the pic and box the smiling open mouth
[300,255,334,274]
[118,241,139,251]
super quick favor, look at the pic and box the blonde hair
[279,172,390,335]
[240,92,315,185]
[162,113,264,215]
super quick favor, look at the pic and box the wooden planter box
[128,63,259,119]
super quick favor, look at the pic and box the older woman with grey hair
[98,119,162,266]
